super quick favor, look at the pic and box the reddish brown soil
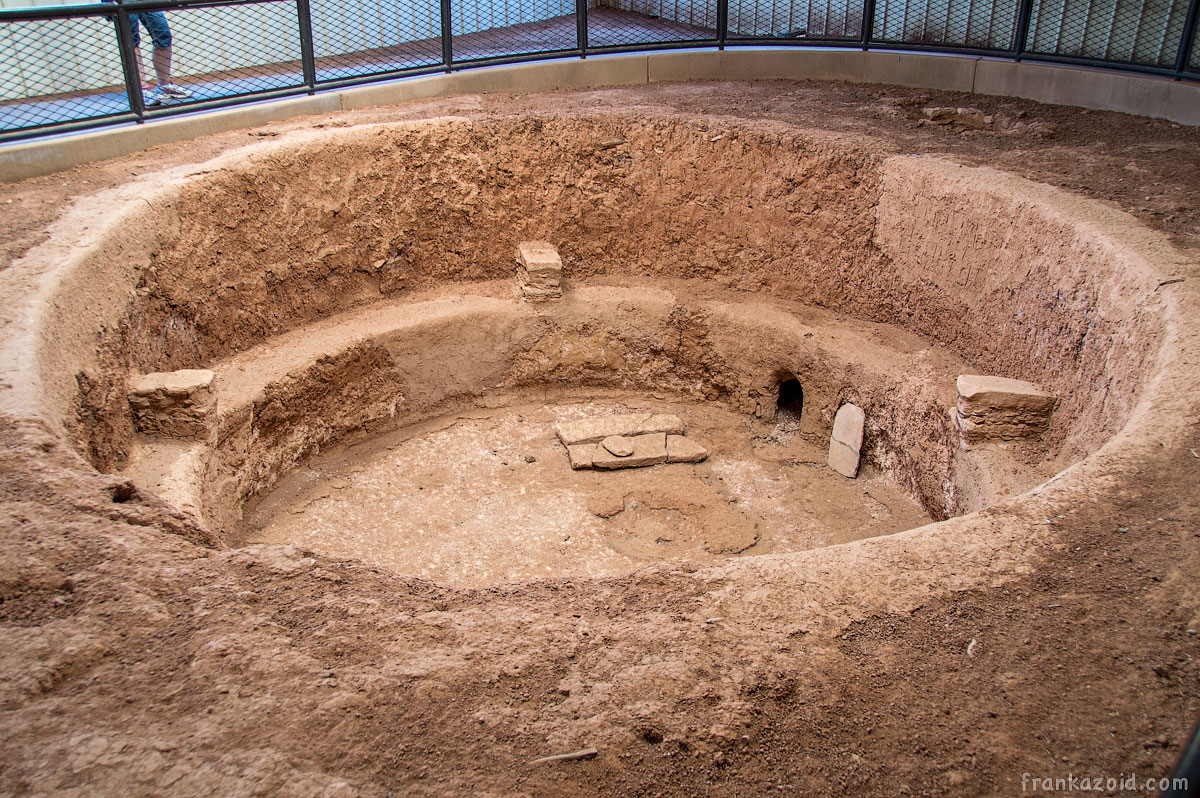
[3,81,1197,267]
[0,81,1198,796]
[235,397,932,585]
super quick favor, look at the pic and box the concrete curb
[2,49,1197,182]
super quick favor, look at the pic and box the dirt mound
[0,81,1197,796]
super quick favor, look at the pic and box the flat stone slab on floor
[556,413,684,446]
[593,433,668,469]
[956,374,1057,442]
[601,435,635,456]
[828,402,865,478]
[666,435,708,463]
[567,443,598,470]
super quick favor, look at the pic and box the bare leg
[152,46,173,87]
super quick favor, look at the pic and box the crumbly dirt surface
[0,80,1198,797]
[3,80,1198,267]
[237,397,930,587]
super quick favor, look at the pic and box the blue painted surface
[0,69,308,130]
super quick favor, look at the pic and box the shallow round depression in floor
[15,113,1174,589]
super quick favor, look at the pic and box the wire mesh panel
[310,0,441,82]
[728,0,860,38]
[1026,0,1191,67]
[137,1,306,109]
[872,0,1018,48]
[2,0,1200,141]
[450,0,577,62]
[1186,9,1200,70]
[0,15,130,134]
[587,0,717,47]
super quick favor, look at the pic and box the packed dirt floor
[237,396,932,586]
[1,79,1199,796]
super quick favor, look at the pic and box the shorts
[131,12,172,49]
[101,1,173,49]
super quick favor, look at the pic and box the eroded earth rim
[0,82,1197,797]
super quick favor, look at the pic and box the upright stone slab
[128,369,217,440]
[955,375,1057,443]
[517,241,563,301]
[828,403,865,478]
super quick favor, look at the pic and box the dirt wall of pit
[875,158,1172,467]
[186,287,968,534]
[120,117,887,368]
[0,113,1177,533]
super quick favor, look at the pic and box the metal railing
[1,0,1197,141]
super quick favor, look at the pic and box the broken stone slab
[955,374,1057,443]
[921,106,992,129]
[567,443,597,470]
[520,284,562,301]
[593,433,667,470]
[828,441,861,478]
[556,413,684,446]
[828,403,865,478]
[517,241,562,301]
[128,369,217,440]
[517,241,562,287]
[831,403,865,451]
[666,435,708,464]
[601,436,634,457]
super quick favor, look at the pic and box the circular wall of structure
[0,81,1197,796]
[0,113,1186,576]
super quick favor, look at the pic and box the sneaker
[157,84,192,100]
[145,91,165,107]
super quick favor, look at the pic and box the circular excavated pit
[116,277,1069,585]
[2,113,1177,589]
[235,396,931,587]
[1,89,1196,795]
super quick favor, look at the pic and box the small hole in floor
[107,481,137,504]
[777,377,803,421]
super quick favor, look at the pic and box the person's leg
[140,11,190,100]
[125,13,146,87]
[151,45,173,87]
[141,12,174,87]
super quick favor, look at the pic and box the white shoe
[157,84,192,100]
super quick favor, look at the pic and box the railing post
[1174,0,1200,77]
[860,0,875,49]
[577,0,588,57]
[717,0,727,49]
[295,0,317,91]
[112,2,145,119]
[440,0,453,72]
[1013,0,1034,60]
